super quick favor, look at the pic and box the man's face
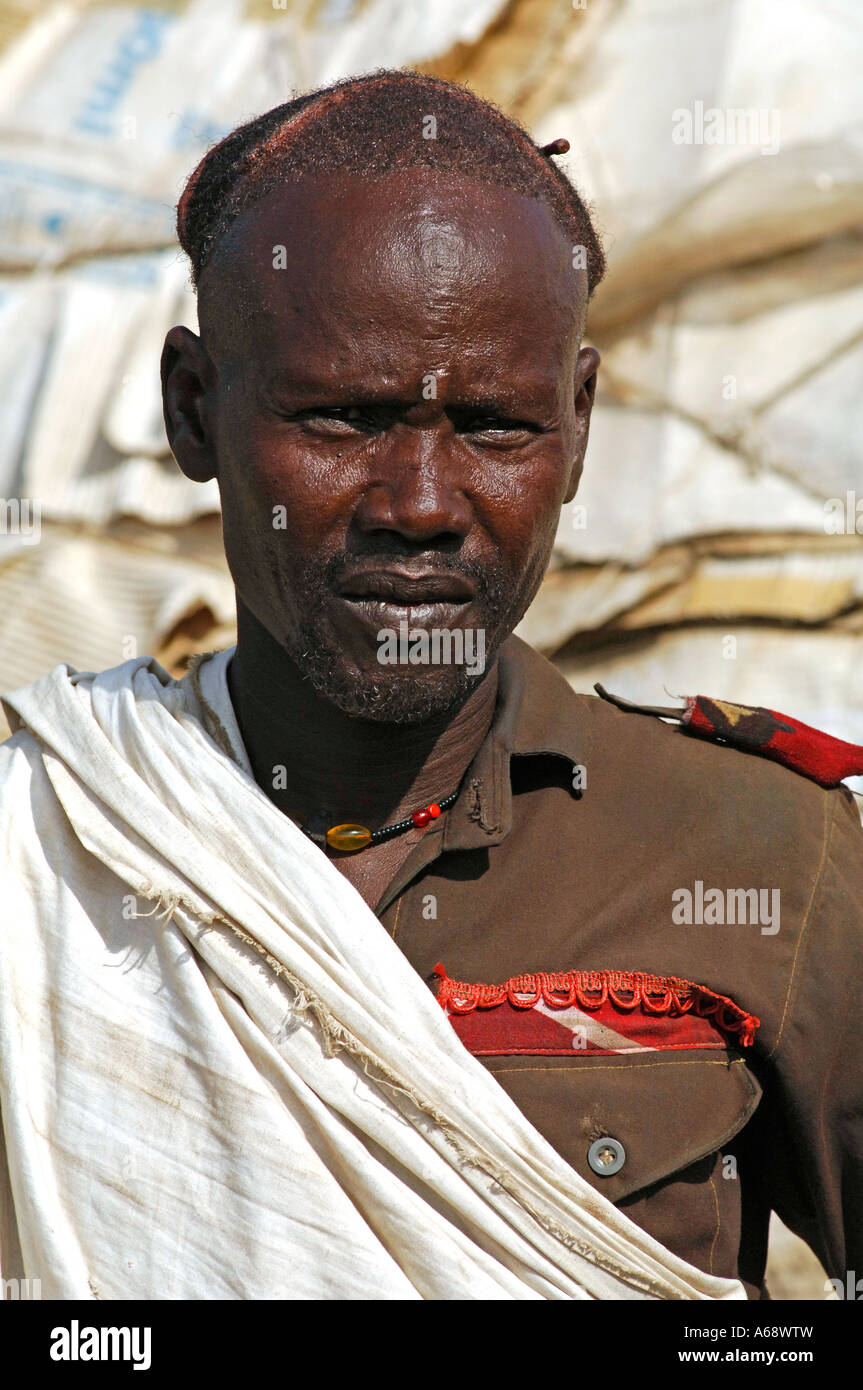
[166,168,597,722]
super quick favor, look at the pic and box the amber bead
[412,808,431,827]
[326,824,372,852]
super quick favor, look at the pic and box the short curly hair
[177,68,605,296]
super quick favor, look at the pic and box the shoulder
[0,728,69,875]
[0,727,49,796]
[0,652,174,827]
[507,634,862,854]
[577,677,863,865]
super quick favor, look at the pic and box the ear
[161,325,217,483]
[564,344,600,503]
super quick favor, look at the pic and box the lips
[333,568,477,637]
[335,569,477,604]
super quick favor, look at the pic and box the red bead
[412,808,431,827]
[428,803,441,818]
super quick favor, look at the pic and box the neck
[227,602,500,829]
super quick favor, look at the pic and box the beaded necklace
[222,666,462,853]
[293,790,459,853]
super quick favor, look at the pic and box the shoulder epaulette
[594,684,863,789]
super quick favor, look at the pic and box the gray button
[587,1136,626,1176]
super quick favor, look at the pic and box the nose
[352,424,473,546]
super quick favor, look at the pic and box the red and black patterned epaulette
[594,684,863,790]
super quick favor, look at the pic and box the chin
[290,635,488,725]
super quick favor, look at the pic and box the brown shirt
[369,634,863,1298]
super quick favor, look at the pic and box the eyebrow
[260,372,560,416]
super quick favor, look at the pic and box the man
[0,71,860,1301]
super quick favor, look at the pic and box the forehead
[198,169,586,385]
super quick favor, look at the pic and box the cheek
[213,426,325,635]
[479,453,568,566]
[217,417,348,555]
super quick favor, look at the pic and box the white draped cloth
[0,650,745,1300]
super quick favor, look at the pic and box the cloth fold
[0,650,745,1300]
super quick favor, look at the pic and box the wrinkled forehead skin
[196,167,589,412]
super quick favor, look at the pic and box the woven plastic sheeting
[506,0,863,819]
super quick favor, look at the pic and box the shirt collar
[203,635,589,915]
[441,633,590,853]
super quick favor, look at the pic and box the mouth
[335,596,474,630]
[333,569,478,630]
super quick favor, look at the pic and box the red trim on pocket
[432,963,759,1053]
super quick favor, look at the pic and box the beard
[288,630,485,722]
[280,546,548,724]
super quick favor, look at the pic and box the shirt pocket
[434,963,763,1200]
[485,1050,761,1201]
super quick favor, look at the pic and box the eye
[459,413,540,444]
[295,406,384,435]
